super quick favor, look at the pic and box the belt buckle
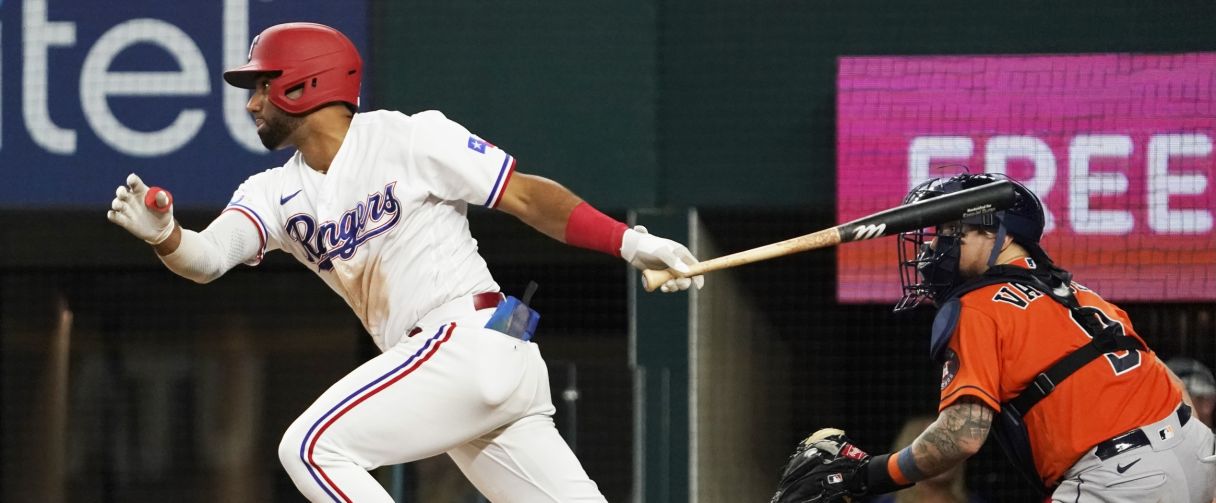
[1096,430,1148,461]
[1109,434,1141,455]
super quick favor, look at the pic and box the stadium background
[2,0,1214,501]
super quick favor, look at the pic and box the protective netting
[837,54,1216,305]
[1,211,632,502]
[693,208,1215,502]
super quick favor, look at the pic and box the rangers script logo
[284,182,401,270]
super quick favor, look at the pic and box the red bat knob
[145,187,173,213]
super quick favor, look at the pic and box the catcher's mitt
[771,428,871,503]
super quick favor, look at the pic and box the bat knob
[145,187,173,213]
[641,269,676,293]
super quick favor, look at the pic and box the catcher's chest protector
[929,266,1144,495]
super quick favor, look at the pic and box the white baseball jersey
[221,110,606,502]
[223,110,516,350]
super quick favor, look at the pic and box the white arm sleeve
[158,210,263,284]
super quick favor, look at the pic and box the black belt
[405,292,503,338]
[1094,404,1192,461]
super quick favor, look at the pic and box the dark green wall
[658,0,1216,207]
[374,1,1216,209]
[373,1,658,208]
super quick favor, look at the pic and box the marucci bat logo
[851,223,887,240]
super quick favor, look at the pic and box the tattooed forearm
[903,398,994,479]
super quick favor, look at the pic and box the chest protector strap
[929,265,1145,494]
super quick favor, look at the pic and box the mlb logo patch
[467,136,494,154]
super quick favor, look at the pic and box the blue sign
[1,0,368,208]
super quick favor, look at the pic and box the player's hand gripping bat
[107,174,176,245]
[145,187,173,213]
[641,181,1017,292]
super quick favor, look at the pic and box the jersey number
[1069,306,1141,376]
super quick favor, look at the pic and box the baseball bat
[641,180,1017,292]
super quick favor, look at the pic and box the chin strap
[987,223,1008,267]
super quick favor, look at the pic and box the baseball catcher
[773,172,1215,503]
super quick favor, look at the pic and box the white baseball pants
[277,305,605,502]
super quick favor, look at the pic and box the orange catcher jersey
[938,258,1181,484]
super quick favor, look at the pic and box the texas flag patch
[467,136,495,154]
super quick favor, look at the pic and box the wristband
[563,202,627,256]
[864,453,915,495]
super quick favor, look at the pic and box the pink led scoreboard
[837,53,1215,302]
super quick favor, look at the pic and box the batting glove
[620,225,705,293]
[107,173,175,245]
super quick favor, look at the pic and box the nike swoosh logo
[279,189,303,205]
[1116,458,1141,473]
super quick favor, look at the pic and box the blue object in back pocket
[484,296,540,341]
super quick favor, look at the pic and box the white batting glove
[620,225,705,293]
[107,173,175,245]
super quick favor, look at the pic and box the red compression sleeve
[564,202,628,257]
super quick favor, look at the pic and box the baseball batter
[772,173,1215,503]
[106,22,703,503]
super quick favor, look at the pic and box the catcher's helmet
[895,172,1048,311]
[223,22,362,115]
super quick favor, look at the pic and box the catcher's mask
[895,172,1047,312]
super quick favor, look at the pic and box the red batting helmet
[223,22,362,115]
